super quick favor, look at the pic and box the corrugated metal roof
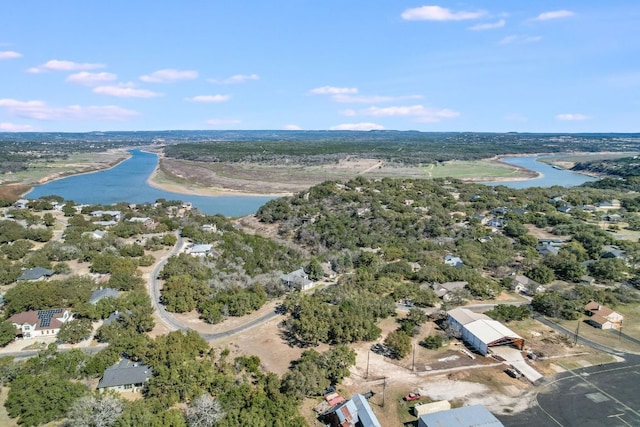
[417,404,504,427]
[447,307,488,325]
[351,394,381,427]
[464,318,522,345]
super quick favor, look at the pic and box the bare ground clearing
[148,156,537,197]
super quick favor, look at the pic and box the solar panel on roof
[37,308,63,327]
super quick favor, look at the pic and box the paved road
[148,231,281,341]
[149,231,192,333]
[499,355,640,427]
[532,314,627,357]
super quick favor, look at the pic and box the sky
[0,1,639,133]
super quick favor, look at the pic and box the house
[97,359,153,393]
[432,281,468,300]
[9,308,73,339]
[602,213,622,223]
[557,205,573,214]
[13,199,29,209]
[512,275,545,295]
[187,244,213,256]
[600,245,627,262]
[83,229,106,239]
[417,404,504,427]
[17,267,55,282]
[90,210,121,221]
[537,242,560,256]
[201,224,217,233]
[281,268,314,291]
[486,218,505,229]
[444,255,464,268]
[584,301,624,330]
[127,217,155,228]
[89,288,120,305]
[326,393,381,427]
[490,207,509,215]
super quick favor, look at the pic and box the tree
[43,212,56,227]
[1,239,34,260]
[184,395,225,427]
[65,395,124,427]
[5,373,87,426]
[420,335,444,350]
[525,265,555,285]
[384,330,412,359]
[305,258,324,281]
[0,320,16,347]
[588,258,627,282]
[57,319,93,344]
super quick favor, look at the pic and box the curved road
[149,231,280,341]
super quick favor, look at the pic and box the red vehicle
[404,392,421,401]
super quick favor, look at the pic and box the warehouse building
[446,307,524,356]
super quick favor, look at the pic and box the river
[484,156,597,188]
[26,150,275,217]
[26,151,597,215]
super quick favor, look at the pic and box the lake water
[26,150,275,217]
[483,156,597,188]
[26,151,598,216]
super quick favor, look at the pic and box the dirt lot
[149,156,535,197]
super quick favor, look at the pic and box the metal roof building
[447,308,524,356]
[417,404,504,427]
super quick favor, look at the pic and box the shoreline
[13,150,606,201]
[146,153,293,198]
[19,149,132,198]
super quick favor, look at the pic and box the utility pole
[382,377,386,408]
[619,319,623,342]
[574,318,581,346]
[366,350,370,379]
[412,344,416,372]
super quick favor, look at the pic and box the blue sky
[1,1,638,132]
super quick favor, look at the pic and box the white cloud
[66,71,118,86]
[469,19,506,31]
[208,74,260,84]
[533,10,574,21]
[27,59,104,73]
[347,104,460,123]
[555,113,590,121]
[310,86,358,95]
[499,35,542,45]
[330,123,385,131]
[332,94,423,103]
[0,122,35,131]
[0,98,138,121]
[401,5,486,21]
[206,118,241,126]
[140,68,198,83]
[282,124,302,130]
[93,83,161,98]
[185,94,231,103]
[0,51,22,60]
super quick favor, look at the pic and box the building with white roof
[447,307,524,356]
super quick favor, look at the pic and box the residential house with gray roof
[97,359,153,393]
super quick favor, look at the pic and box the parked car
[322,385,336,395]
[404,392,421,401]
[504,368,521,379]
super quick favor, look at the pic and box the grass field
[420,160,533,180]
[0,152,128,187]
